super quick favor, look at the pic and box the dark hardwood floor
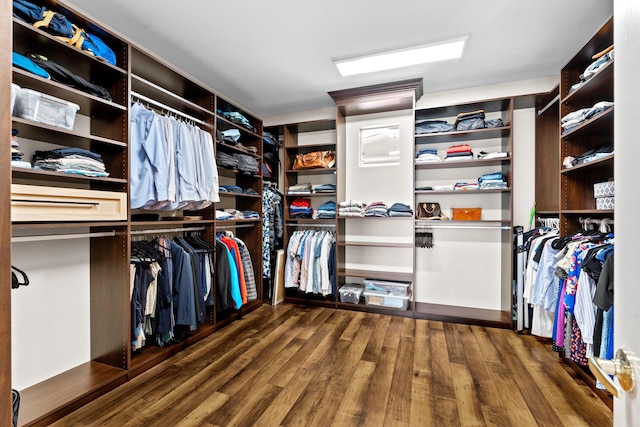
[52,304,613,426]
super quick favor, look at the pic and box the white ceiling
[65,0,612,118]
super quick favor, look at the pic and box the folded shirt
[446,144,473,154]
[339,200,366,209]
[388,202,412,213]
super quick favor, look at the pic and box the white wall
[342,110,415,276]
[11,236,91,390]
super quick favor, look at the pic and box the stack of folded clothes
[388,203,413,217]
[290,198,313,218]
[338,200,366,217]
[445,144,473,161]
[415,148,440,164]
[243,188,259,196]
[223,209,245,219]
[454,182,479,191]
[11,129,31,169]
[313,183,336,193]
[241,210,260,219]
[32,147,108,177]
[220,129,241,145]
[315,201,336,219]
[288,182,313,194]
[415,119,454,135]
[219,185,243,194]
[216,210,232,220]
[477,151,508,160]
[478,171,507,189]
[364,201,389,217]
[454,110,485,131]
[219,110,254,131]
[561,101,614,134]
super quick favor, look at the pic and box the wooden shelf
[415,188,511,195]
[338,269,414,282]
[12,68,127,115]
[415,156,511,169]
[219,192,261,199]
[285,192,336,197]
[338,241,413,248]
[216,115,261,139]
[414,126,510,144]
[561,107,614,139]
[560,154,613,174]
[18,361,127,426]
[285,167,336,175]
[285,142,336,151]
[561,60,614,106]
[217,167,262,179]
[415,98,512,120]
[216,142,261,158]
[561,209,614,215]
[12,167,127,184]
[11,117,127,148]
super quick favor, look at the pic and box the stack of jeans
[219,185,243,194]
[388,203,413,217]
[313,183,336,193]
[241,210,260,220]
[315,201,336,219]
[216,151,238,169]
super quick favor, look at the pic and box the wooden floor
[53,304,613,427]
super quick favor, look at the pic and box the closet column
[1,0,12,421]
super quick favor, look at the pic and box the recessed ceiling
[65,0,612,118]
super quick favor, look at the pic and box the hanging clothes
[262,185,284,279]
[284,230,336,296]
[130,102,219,210]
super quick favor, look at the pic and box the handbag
[417,202,442,219]
[292,150,335,170]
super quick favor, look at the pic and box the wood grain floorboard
[51,304,613,427]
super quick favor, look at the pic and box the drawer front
[11,184,127,222]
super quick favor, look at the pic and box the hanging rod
[131,226,205,235]
[537,94,560,115]
[131,91,205,124]
[287,223,336,228]
[11,231,116,243]
[415,224,511,230]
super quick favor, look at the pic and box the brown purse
[417,202,447,220]
[292,151,335,170]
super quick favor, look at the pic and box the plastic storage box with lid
[11,83,20,114]
[363,279,411,295]
[339,284,364,304]
[14,88,79,130]
[363,288,411,310]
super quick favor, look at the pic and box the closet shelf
[12,67,127,114]
[415,188,511,195]
[285,142,336,151]
[131,74,214,119]
[285,168,336,175]
[11,117,127,148]
[12,221,128,230]
[561,209,614,215]
[216,142,261,158]
[560,154,613,173]
[414,302,511,328]
[130,219,215,228]
[338,269,414,282]
[219,192,261,199]
[285,192,336,198]
[216,115,262,139]
[561,107,614,139]
[338,216,413,221]
[338,241,413,248]
[414,126,510,144]
[561,60,614,105]
[12,167,127,184]
[415,98,512,119]
[217,167,262,179]
[17,361,127,427]
[415,156,511,169]
[13,18,128,77]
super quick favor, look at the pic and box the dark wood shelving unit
[414,126,511,144]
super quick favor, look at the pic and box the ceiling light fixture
[334,37,467,77]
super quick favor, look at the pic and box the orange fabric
[222,237,247,304]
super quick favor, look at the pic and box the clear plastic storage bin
[339,284,363,304]
[363,279,411,296]
[14,88,79,130]
[363,288,411,310]
[10,83,20,114]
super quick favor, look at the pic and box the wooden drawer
[11,184,127,222]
